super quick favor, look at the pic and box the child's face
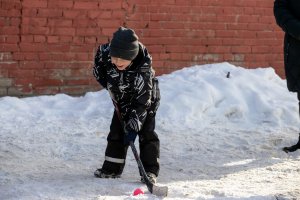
[111,57,132,71]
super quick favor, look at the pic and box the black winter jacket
[93,43,160,133]
[274,0,300,92]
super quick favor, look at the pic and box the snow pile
[0,62,299,200]
[158,62,298,131]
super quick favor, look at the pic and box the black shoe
[141,172,157,184]
[282,133,300,153]
[94,168,121,178]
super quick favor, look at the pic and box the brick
[34,35,46,43]
[231,46,251,53]
[48,19,72,27]
[0,26,19,35]
[73,19,97,28]
[19,61,44,69]
[48,1,73,8]
[84,36,97,44]
[47,44,70,52]
[44,61,85,69]
[237,15,259,23]
[100,2,122,9]
[21,35,34,42]
[207,46,231,53]
[0,44,19,51]
[22,8,38,17]
[47,36,59,43]
[63,68,89,77]
[257,31,277,38]
[0,77,13,86]
[0,62,19,70]
[22,17,47,26]
[70,45,94,53]
[51,27,75,36]
[5,35,19,43]
[0,69,8,77]
[202,54,222,62]
[248,23,269,31]
[65,79,90,86]
[37,8,63,18]
[34,86,59,95]
[11,86,34,96]
[0,87,7,96]
[31,26,49,34]
[216,30,237,38]
[237,30,257,38]
[59,36,73,43]
[23,0,47,8]
[0,36,5,43]
[60,86,91,95]
[13,52,39,61]
[0,9,21,17]
[0,52,13,61]
[73,36,84,45]
[1,0,22,9]
[10,18,21,26]
[19,43,45,52]
[63,10,85,19]
[9,69,35,78]
[34,79,64,87]
[149,29,172,37]
[88,11,111,19]
[76,27,100,36]
[112,11,126,19]
[74,2,99,9]
[251,46,271,53]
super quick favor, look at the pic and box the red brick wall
[0,0,284,96]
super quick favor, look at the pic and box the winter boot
[282,133,300,153]
[94,168,121,178]
[141,172,157,184]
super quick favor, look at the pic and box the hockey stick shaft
[112,101,168,196]
[129,141,154,192]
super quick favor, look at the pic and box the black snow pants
[101,110,160,176]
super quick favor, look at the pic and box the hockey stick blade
[129,141,168,197]
[152,185,168,197]
[143,177,168,197]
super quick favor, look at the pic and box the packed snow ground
[0,62,300,200]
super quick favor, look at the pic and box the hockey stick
[129,141,168,197]
[112,101,168,196]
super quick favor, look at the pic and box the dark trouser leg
[298,92,300,117]
[283,92,300,153]
[102,111,128,174]
[139,114,160,176]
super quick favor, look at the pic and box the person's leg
[282,92,300,153]
[139,114,160,177]
[95,110,128,177]
[283,134,300,153]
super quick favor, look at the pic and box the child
[93,27,160,183]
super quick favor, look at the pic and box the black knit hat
[110,27,139,61]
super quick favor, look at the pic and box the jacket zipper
[120,72,123,85]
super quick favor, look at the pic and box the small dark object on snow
[226,72,230,78]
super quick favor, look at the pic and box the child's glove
[124,131,137,145]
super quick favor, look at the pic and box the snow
[1,62,300,200]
